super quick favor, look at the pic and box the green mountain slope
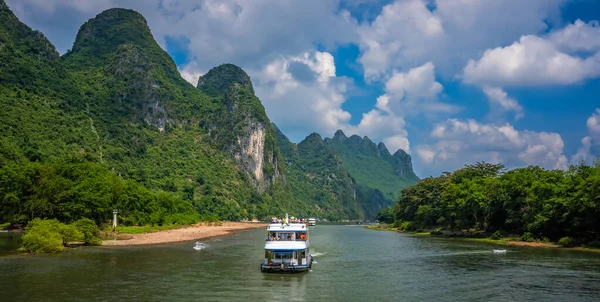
[0,4,287,224]
[275,126,419,220]
[274,126,360,220]
[324,130,419,202]
[0,2,419,224]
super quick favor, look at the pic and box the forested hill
[0,2,417,226]
[275,125,419,220]
[379,161,600,246]
[324,130,419,202]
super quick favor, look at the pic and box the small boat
[261,214,313,273]
[493,249,507,254]
[193,242,205,250]
[308,218,316,226]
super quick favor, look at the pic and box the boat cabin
[261,222,312,272]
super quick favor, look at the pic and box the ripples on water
[1,226,599,301]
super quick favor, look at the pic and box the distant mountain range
[0,1,418,224]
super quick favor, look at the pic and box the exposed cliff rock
[198,64,283,193]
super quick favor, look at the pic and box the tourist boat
[261,214,313,273]
[308,218,316,226]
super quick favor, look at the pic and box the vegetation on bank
[20,218,101,253]
[376,161,600,249]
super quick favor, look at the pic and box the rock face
[198,64,283,193]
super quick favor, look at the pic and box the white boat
[308,218,316,226]
[493,249,507,254]
[261,214,313,273]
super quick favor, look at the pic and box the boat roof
[264,241,308,250]
[267,223,308,232]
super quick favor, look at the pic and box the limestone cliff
[198,64,283,192]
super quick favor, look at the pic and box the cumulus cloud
[463,35,600,87]
[416,119,568,176]
[341,62,456,154]
[482,86,524,120]
[252,51,353,141]
[254,51,414,153]
[357,0,564,80]
[549,19,600,53]
[376,62,459,117]
[356,0,443,80]
[572,108,600,164]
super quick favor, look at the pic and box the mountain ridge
[0,3,419,225]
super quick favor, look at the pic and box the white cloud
[357,0,443,80]
[463,35,600,87]
[416,119,568,175]
[357,0,564,80]
[179,61,204,86]
[482,86,524,120]
[377,62,458,117]
[252,51,353,140]
[572,108,600,164]
[550,19,600,53]
[587,108,600,138]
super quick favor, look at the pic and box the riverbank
[102,222,267,246]
[365,225,600,253]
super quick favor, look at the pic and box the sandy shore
[505,241,559,248]
[102,222,267,246]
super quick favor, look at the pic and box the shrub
[396,221,415,231]
[430,230,443,236]
[21,219,83,253]
[73,218,102,245]
[558,236,577,247]
[520,232,535,242]
[490,230,507,240]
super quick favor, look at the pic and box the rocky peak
[69,8,156,56]
[198,63,254,97]
[333,129,347,141]
[300,132,324,146]
[198,64,282,193]
[377,142,391,156]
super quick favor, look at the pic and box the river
[1,225,599,301]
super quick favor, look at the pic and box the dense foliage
[274,127,409,220]
[0,1,418,235]
[21,218,83,253]
[325,131,419,206]
[384,161,600,243]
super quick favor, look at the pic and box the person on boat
[300,233,306,240]
[276,236,281,241]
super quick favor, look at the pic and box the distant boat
[308,218,316,226]
[493,249,507,254]
[261,214,313,273]
[193,242,205,250]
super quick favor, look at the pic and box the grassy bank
[365,224,600,253]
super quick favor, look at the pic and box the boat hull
[260,256,313,273]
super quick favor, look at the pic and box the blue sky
[7,0,600,177]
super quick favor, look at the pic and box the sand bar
[102,222,267,246]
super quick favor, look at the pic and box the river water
[1,225,599,301]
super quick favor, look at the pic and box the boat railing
[265,237,306,242]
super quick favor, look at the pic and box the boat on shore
[261,214,313,273]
